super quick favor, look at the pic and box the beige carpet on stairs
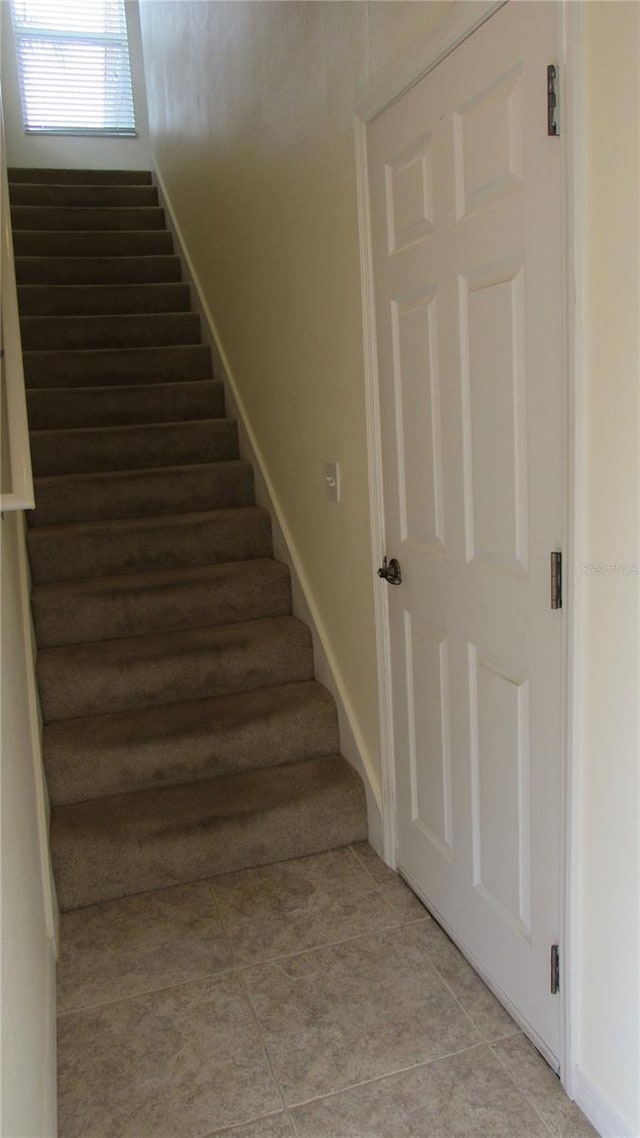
[9,165,367,911]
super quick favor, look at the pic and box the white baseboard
[152,164,383,828]
[572,1067,637,1138]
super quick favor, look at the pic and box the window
[10,0,136,136]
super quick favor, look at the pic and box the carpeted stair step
[44,680,339,805]
[11,204,165,231]
[27,506,273,583]
[30,418,238,476]
[20,311,200,351]
[29,460,255,527]
[15,254,182,286]
[32,558,291,647]
[9,183,159,208]
[23,344,211,388]
[51,753,368,909]
[13,230,172,258]
[11,163,369,914]
[18,281,191,317]
[37,615,314,722]
[26,379,225,430]
[8,167,152,185]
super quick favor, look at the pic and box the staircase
[9,166,367,911]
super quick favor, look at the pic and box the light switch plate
[324,461,340,503]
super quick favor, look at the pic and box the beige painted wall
[576,3,640,1131]
[1,0,151,169]
[139,0,450,799]
[1,513,57,1138]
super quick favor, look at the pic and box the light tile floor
[57,843,597,1138]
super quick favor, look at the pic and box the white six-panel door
[367,1,564,1060]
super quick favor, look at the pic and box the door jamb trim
[559,0,583,1100]
[354,0,580,1092]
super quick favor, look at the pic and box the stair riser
[15,255,182,286]
[31,420,238,476]
[8,168,152,185]
[51,755,367,909]
[27,380,225,430]
[10,184,159,208]
[18,283,191,317]
[21,312,200,351]
[13,231,173,257]
[27,507,273,584]
[11,205,165,231]
[33,561,291,647]
[44,683,339,804]
[30,462,255,527]
[24,345,212,388]
[38,618,314,722]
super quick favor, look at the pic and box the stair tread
[31,415,234,439]
[44,680,338,805]
[23,343,212,387]
[13,230,173,257]
[18,281,191,316]
[11,205,165,231]
[26,379,225,430]
[27,505,273,583]
[33,556,282,598]
[15,255,182,286]
[51,753,367,910]
[38,613,309,668]
[8,168,153,184]
[19,281,185,291]
[34,457,251,485]
[30,417,238,474]
[21,310,201,351]
[37,614,314,722]
[27,503,270,541]
[28,378,218,398]
[23,309,196,321]
[10,184,159,207]
[29,460,255,526]
[32,557,291,647]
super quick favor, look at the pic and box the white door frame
[354,0,584,1092]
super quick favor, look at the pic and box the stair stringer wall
[152,165,383,854]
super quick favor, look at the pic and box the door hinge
[547,64,559,136]
[550,944,560,994]
[551,551,562,610]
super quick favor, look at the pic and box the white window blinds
[10,0,136,135]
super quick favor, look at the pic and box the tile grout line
[416,946,521,1050]
[286,1039,489,1112]
[200,1108,292,1138]
[348,842,393,892]
[57,910,432,1019]
[235,966,290,1120]
[207,879,291,1126]
[230,913,430,975]
[288,1105,302,1138]
[488,1041,561,1138]
[347,841,379,881]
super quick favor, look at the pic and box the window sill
[24,129,138,138]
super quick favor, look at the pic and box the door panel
[368,0,563,1059]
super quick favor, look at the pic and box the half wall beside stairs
[9,165,368,911]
